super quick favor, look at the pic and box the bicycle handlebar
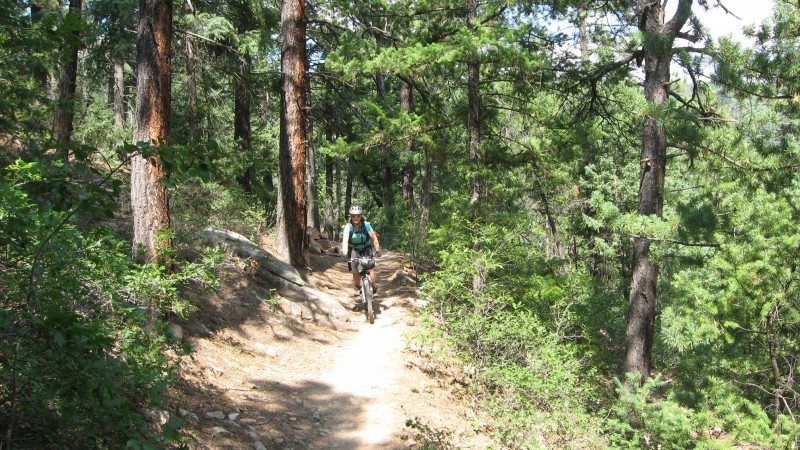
[347,256,377,274]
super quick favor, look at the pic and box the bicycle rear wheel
[362,277,375,324]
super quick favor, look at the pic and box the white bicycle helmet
[349,205,362,215]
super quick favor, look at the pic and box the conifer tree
[130,0,173,264]
[277,0,309,267]
[85,0,138,130]
[51,0,84,155]
[623,0,693,386]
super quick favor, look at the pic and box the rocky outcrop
[201,228,349,328]
[306,227,338,255]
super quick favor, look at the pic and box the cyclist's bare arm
[369,231,380,253]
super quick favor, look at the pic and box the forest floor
[166,239,495,449]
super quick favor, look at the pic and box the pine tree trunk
[344,158,353,220]
[183,0,198,141]
[235,52,253,192]
[467,0,481,208]
[624,0,692,386]
[278,0,308,267]
[307,126,320,230]
[323,103,336,240]
[30,4,49,91]
[112,51,125,128]
[376,74,393,211]
[420,150,433,233]
[466,0,484,294]
[131,0,173,266]
[51,0,83,155]
[264,171,276,225]
[306,77,320,230]
[335,158,342,240]
[400,81,415,211]
[578,9,589,62]
[766,306,783,421]
[324,152,334,240]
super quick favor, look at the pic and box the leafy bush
[0,160,217,448]
[419,218,608,448]
[604,375,708,449]
[171,181,268,240]
[403,417,456,450]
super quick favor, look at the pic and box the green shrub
[0,160,217,448]
[419,218,608,448]
[171,182,267,240]
[605,375,709,449]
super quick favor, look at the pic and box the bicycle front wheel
[362,277,375,324]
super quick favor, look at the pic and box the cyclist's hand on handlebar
[374,250,382,258]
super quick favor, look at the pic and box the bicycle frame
[350,256,376,323]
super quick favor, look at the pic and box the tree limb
[714,0,743,20]
[579,51,642,83]
[627,233,720,247]
[664,0,694,35]
[675,31,700,43]
[673,46,713,55]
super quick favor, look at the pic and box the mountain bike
[350,256,377,324]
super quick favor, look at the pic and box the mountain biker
[341,205,381,297]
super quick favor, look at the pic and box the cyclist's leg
[365,247,377,293]
[349,248,361,295]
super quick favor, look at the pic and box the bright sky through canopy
[679,0,774,43]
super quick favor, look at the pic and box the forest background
[1,0,800,448]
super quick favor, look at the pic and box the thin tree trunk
[578,9,589,62]
[324,154,334,239]
[466,0,481,208]
[344,158,353,221]
[235,52,254,192]
[51,0,83,156]
[131,0,173,265]
[307,124,320,230]
[306,77,320,230]
[767,305,783,422]
[466,0,484,294]
[323,122,334,239]
[112,51,125,127]
[264,171,276,226]
[539,187,562,259]
[400,80,415,211]
[376,74,393,211]
[30,3,49,91]
[624,0,692,386]
[335,158,342,241]
[183,0,198,141]
[277,0,308,267]
[323,101,336,239]
[420,149,433,233]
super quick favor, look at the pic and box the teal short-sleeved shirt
[344,221,373,249]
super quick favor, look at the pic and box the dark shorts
[348,246,373,273]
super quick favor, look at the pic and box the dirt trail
[170,249,492,449]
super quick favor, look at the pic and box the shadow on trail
[245,378,406,449]
[169,248,421,448]
[171,376,369,449]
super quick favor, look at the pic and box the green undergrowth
[408,216,778,449]
[0,160,220,448]
[407,219,608,448]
